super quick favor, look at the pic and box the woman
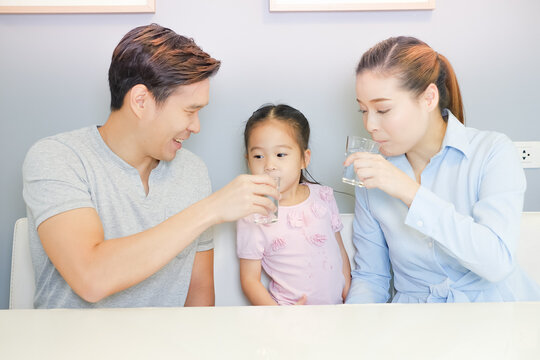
[344,36,540,303]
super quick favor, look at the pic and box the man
[22,24,277,308]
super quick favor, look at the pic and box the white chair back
[516,212,540,285]
[9,218,35,309]
[9,212,540,308]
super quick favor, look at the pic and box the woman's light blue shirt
[346,112,540,303]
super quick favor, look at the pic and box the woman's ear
[302,149,312,169]
[422,83,440,113]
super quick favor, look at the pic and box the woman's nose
[364,113,379,134]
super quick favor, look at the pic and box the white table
[1,302,539,359]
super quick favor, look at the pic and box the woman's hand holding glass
[343,152,420,207]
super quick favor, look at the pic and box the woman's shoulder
[463,125,515,160]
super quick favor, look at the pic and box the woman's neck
[405,112,448,182]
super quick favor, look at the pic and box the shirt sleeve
[23,139,95,228]
[196,227,214,252]
[405,134,525,283]
[236,218,267,260]
[346,187,392,304]
[196,162,214,252]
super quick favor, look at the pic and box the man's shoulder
[27,126,96,156]
[24,126,97,171]
[170,147,208,172]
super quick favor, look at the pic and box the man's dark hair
[108,23,221,110]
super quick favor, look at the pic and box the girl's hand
[208,174,280,224]
[344,152,420,207]
[294,295,307,305]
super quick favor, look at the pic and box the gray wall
[1,0,539,309]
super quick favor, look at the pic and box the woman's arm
[334,232,351,301]
[405,135,524,282]
[347,134,524,283]
[346,188,392,304]
[239,259,278,306]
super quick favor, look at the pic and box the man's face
[143,79,210,162]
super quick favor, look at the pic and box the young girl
[237,104,351,305]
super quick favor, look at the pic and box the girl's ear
[302,149,311,169]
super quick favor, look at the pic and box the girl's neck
[279,182,310,207]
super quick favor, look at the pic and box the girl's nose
[265,160,277,172]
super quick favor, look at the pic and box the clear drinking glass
[253,175,280,224]
[342,136,380,187]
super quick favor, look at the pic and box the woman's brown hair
[108,23,221,110]
[356,36,464,123]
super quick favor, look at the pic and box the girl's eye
[253,154,263,159]
[358,109,367,114]
[277,153,287,158]
[377,109,390,114]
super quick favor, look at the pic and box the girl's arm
[334,231,351,301]
[239,259,278,306]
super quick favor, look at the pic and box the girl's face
[355,71,430,157]
[247,119,310,200]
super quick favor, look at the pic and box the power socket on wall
[514,142,540,168]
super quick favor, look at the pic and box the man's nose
[188,115,200,134]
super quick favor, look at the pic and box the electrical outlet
[514,142,540,168]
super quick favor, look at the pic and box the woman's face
[355,71,429,157]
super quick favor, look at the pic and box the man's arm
[38,175,279,303]
[184,249,215,306]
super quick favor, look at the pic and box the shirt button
[417,220,424,227]
[428,241,433,248]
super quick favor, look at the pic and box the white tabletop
[1,302,539,360]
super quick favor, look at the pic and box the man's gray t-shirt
[22,126,213,308]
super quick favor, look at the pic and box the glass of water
[253,174,280,224]
[342,136,380,187]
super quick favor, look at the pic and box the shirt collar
[440,109,471,159]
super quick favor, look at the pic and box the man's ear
[422,83,440,112]
[128,84,151,119]
[302,149,312,169]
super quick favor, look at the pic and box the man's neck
[99,111,159,191]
